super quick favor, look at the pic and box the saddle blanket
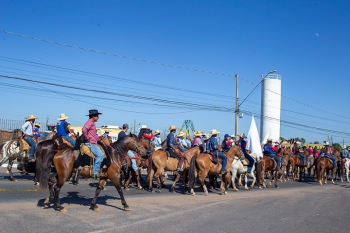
[80,144,107,159]
[208,153,219,164]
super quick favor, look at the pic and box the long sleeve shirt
[82,119,99,144]
[222,140,233,150]
[21,121,34,136]
[151,135,162,146]
[341,149,349,158]
[167,133,176,149]
[207,136,219,152]
[192,137,202,147]
[263,143,275,155]
[34,128,41,137]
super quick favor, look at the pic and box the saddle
[264,155,276,168]
[241,158,250,166]
[165,148,179,160]
[20,140,31,151]
[80,144,107,159]
[207,152,218,164]
[324,155,334,164]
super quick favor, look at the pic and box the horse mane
[111,136,128,159]
[53,134,72,150]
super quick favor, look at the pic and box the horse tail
[36,147,56,190]
[316,158,321,182]
[188,155,197,188]
[146,153,153,185]
[255,160,261,186]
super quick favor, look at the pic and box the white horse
[0,140,28,181]
[230,152,260,191]
[345,158,350,183]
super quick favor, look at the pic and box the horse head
[227,144,244,159]
[117,135,148,157]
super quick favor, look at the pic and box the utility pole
[134,119,136,134]
[235,74,239,138]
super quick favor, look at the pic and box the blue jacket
[57,120,69,136]
[263,143,274,155]
[167,133,176,149]
[207,136,219,152]
[34,128,41,138]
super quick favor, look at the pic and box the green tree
[333,143,342,151]
[300,138,306,144]
[280,136,285,141]
[314,141,319,144]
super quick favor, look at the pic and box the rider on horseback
[263,138,280,169]
[239,133,255,175]
[322,142,337,171]
[167,125,185,172]
[56,113,75,146]
[341,145,349,159]
[207,129,227,174]
[151,129,162,149]
[21,114,38,162]
[192,130,203,147]
[82,110,104,178]
[221,134,233,152]
[34,123,41,138]
[176,131,188,151]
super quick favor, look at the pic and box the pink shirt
[82,119,99,144]
[308,148,313,155]
[314,151,319,157]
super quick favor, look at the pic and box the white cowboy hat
[203,134,211,140]
[57,113,69,121]
[34,122,41,127]
[140,125,148,129]
[104,129,111,133]
[210,129,220,135]
[26,115,38,121]
[167,125,178,131]
[154,129,161,135]
[324,141,329,146]
[239,133,247,138]
[177,131,185,137]
[267,138,273,142]
[230,134,235,138]
[194,130,203,137]
[296,141,301,144]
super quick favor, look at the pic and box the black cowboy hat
[86,109,102,116]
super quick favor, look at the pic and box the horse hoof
[158,190,161,193]
[23,172,29,175]
[93,208,100,212]
[124,207,131,211]
[102,187,106,191]
[43,198,50,204]
[275,186,279,189]
[268,184,272,188]
[234,189,239,192]
[191,193,196,196]
[209,186,213,190]
[139,187,143,190]
[224,191,228,195]
[258,187,262,190]
[11,179,17,182]
[35,182,40,186]
[60,208,67,212]
[125,188,129,191]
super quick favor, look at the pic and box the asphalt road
[0,168,349,233]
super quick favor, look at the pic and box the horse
[147,146,202,193]
[230,152,260,191]
[275,147,292,182]
[335,150,344,183]
[35,134,147,212]
[289,149,310,181]
[0,136,38,181]
[260,153,281,188]
[188,145,243,196]
[306,155,318,179]
[316,151,340,185]
[344,158,350,182]
[122,134,154,190]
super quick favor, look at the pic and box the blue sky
[0,0,349,143]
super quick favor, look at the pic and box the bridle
[132,140,146,157]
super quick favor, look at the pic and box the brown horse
[276,147,292,182]
[306,155,317,179]
[289,149,310,181]
[188,145,243,196]
[36,135,147,212]
[147,146,201,192]
[316,152,340,185]
[335,150,345,182]
[123,135,153,190]
[260,154,280,188]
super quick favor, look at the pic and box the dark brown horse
[147,146,202,193]
[276,147,292,182]
[188,145,243,196]
[335,150,345,182]
[36,135,147,212]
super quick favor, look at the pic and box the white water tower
[260,74,282,142]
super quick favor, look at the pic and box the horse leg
[136,170,143,190]
[268,170,273,188]
[148,168,155,192]
[53,181,66,212]
[238,174,243,187]
[109,173,130,211]
[199,171,209,195]
[164,171,168,180]
[7,158,16,181]
[44,176,56,205]
[20,157,28,175]
[171,173,181,193]
[274,170,279,188]
[331,169,335,184]
[220,173,228,195]
[244,174,249,190]
[154,169,162,193]
[340,161,344,183]
[159,171,166,188]
[124,170,133,191]
[231,169,239,192]
[90,179,105,212]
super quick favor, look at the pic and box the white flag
[261,128,271,145]
[246,115,263,158]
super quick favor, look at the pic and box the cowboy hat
[154,129,161,135]
[203,134,210,140]
[230,134,235,138]
[194,130,203,137]
[34,122,41,127]
[26,115,38,121]
[86,109,102,116]
[167,125,178,131]
[104,129,111,133]
[324,141,329,146]
[239,133,247,138]
[177,131,185,137]
[210,129,220,135]
[57,113,69,121]
[140,125,148,129]
[267,138,273,142]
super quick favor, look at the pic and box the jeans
[214,150,227,172]
[281,156,284,165]
[86,143,104,174]
[24,136,36,159]
[245,153,255,173]
[62,135,76,147]
[270,153,280,169]
[327,154,337,169]
[320,153,325,157]
[299,152,305,165]
[127,150,138,172]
